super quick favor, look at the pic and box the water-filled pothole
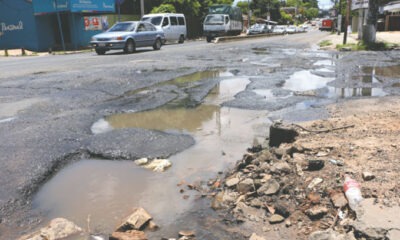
[361,65,400,78]
[283,70,335,91]
[33,72,269,236]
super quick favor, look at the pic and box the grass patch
[319,40,332,47]
[336,41,398,51]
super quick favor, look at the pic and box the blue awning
[33,0,115,15]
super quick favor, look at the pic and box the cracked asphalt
[0,30,399,239]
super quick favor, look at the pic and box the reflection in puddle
[93,77,251,134]
[283,70,334,91]
[107,105,219,132]
[362,65,400,78]
[314,59,334,66]
[34,72,268,236]
[326,87,387,98]
[127,70,234,95]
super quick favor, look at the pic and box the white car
[141,13,187,44]
[273,25,287,34]
[286,26,297,33]
[90,21,165,55]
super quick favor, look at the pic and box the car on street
[272,25,287,34]
[286,25,297,33]
[247,23,272,35]
[90,21,165,55]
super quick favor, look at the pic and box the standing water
[32,72,270,236]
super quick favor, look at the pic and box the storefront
[383,1,400,31]
[0,0,115,51]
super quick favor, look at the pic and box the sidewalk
[0,48,91,57]
[319,31,400,50]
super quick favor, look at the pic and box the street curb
[215,32,305,43]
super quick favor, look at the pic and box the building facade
[0,0,115,51]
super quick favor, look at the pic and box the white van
[141,13,187,44]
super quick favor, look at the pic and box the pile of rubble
[19,207,197,240]
[203,122,392,239]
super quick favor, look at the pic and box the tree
[362,0,392,44]
[304,7,319,20]
[151,4,176,13]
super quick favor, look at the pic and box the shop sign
[0,21,24,37]
[84,16,108,31]
[33,0,114,14]
[352,0,369,10]
[70,0,114,12]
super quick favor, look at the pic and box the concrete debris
[18,218,83,240]
[110,230,147,240]
[308,178,323,189]
[135,158,172,172]
[249,233,266,240]
[116,207,153,232]
[361,172,375,181]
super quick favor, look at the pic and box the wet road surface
[1,30,400,239]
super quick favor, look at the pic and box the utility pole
[337,0,342,35]
[54,0,66,51]
[248,0,251,29]
[140,0,144,17]
[343,0,351,44]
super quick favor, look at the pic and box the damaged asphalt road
[0,30,400,239]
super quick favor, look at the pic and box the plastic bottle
[343,175,363,211]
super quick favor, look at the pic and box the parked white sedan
[272,25,287,34]
[90,21,165,55]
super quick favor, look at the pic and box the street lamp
[248,0,251,29]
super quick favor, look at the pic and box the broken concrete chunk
[18,218,83,240]
[330,191,348,208]
[116,208,153,232]
[269,122,298,147]
[110,230,147,240]
[135,159,172,172]
[249,233,266,240]
[270,162,292,174]
[257,179,280,196]
[306,159,325,171]
[305,206,328,220]
[178,230,195,237]
[362,172,375,181]
[307,178,323,189]
[225,177,240,188]
[237,178,255,194]
[269,214,285,224]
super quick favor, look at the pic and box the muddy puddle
[32,73,269,236]
[31,60,398,237]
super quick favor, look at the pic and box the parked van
[141,13,187,44]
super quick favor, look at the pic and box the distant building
[0,0,115,52]
[382,0,400,31]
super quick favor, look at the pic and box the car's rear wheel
[153,38,162,50]
[95,49,106,55]
[206,36,212,43]
[124,39,135,54]
[178,35,184,44]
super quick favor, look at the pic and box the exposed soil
[204,96,400,239]
[296,96,400,207]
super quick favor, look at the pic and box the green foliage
[304,7,318,19]
[280,10,293,24]
[237,1,249,14]
[335,41,392,51]
[319,40,332,47]
[151,4,176,13]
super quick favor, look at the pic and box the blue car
[90,21,165,55]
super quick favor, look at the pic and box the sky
[233,0,334,10]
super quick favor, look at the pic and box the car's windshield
[204,15,224,25]
[108,22,135,32]
[142,16,162,26]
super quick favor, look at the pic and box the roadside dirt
[297,96,400,207]
[205,96,400,240]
